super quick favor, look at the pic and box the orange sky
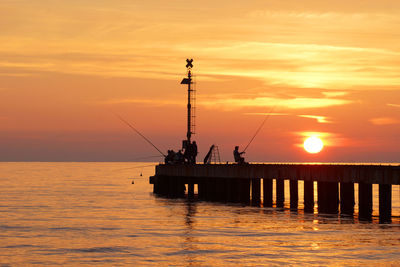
[0,0,399,162]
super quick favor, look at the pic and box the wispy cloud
[200,96,351,110]
[387,103,400,108]
[102,94,352,110]
[0,2,400,89]
[246,112,332,123]
[370,117,400,125]
[322,91,349,97]
[101,98,183,106]
[298,115,332,123]
[244,112,288,116]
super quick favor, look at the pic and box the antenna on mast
[180,59,195,143]
[180,59,198,164]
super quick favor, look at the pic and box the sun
[304,136,324,154]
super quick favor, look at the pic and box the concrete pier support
[154,176,169,196]
[168,176,185,198]
[153,179,160,194]
[251,178,261,206]
[216,178,228,202]
[318,181,338,214]
[358,182,372,220]
[304,181,314,213]
[229,178,242,203]
[240,179,251,205]
[317,181,325,213]
[210,178,220,202]
[225,178,235,203]
[276,179,285,208]
[263,178,273,207]
[188,183,195,199]
[340,182,355,215]
[204,178,214,201]
[289,180,298,210]
[198,180,205,199]
[379,184,391,223]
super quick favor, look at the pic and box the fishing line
[114,164,157,172]
[243,106,276,153]
[114,113,166,157]
[132,155,163,161]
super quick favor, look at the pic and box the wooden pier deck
[150,163,400,222]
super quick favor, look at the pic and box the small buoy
[132,180,135,184]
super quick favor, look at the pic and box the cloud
[1,3,400,88]
[245,112,332,123]
[101,98,183,106]
[200,96,351,110]
[298,115,332,123]
[370,117,400,125]
[244,112,288,116]
[103,94,352,111]
[387,103,400,108]
[322,91,349,97]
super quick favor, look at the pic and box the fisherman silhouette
[233,146,245,164]
[165,150,176,164]
[184,141,198,164]
[175,150,184,164]
[191,141,198,164]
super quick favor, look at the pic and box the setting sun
[304,136,324,154]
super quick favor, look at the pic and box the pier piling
[340,182,355,215]
[379,184,391,223]
[251,178,261,206]
[276,179,285,208]
[289,180,298,210]
[304,181,314,213]
[358,182,373,220]
[263,178,273,207]
[318,181,338,214]
[188,183,195,199]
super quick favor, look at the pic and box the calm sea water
[0,162,399,266]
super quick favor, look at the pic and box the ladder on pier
[211,145,221,164]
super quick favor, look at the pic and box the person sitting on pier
[175,150,184,164]
[233,146,245,164]
[165,150,175,164]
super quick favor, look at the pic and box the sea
[0,162,399,266]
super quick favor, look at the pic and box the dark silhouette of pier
[150,163,400,223]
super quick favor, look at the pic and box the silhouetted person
[165,150,176,164]
[184,141,197,164]
[192,141,198,164]
[175,150,184,164]
[183,144,191,163]
[233,146,245,164]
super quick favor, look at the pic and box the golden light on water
[304,136,324,154]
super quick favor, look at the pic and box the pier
[150,163,400,222]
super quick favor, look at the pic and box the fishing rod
[114,113,166,157]
[242,106,276,153]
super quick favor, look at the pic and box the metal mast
[181,59,194,143]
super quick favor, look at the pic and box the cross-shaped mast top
[186,58,193,69]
